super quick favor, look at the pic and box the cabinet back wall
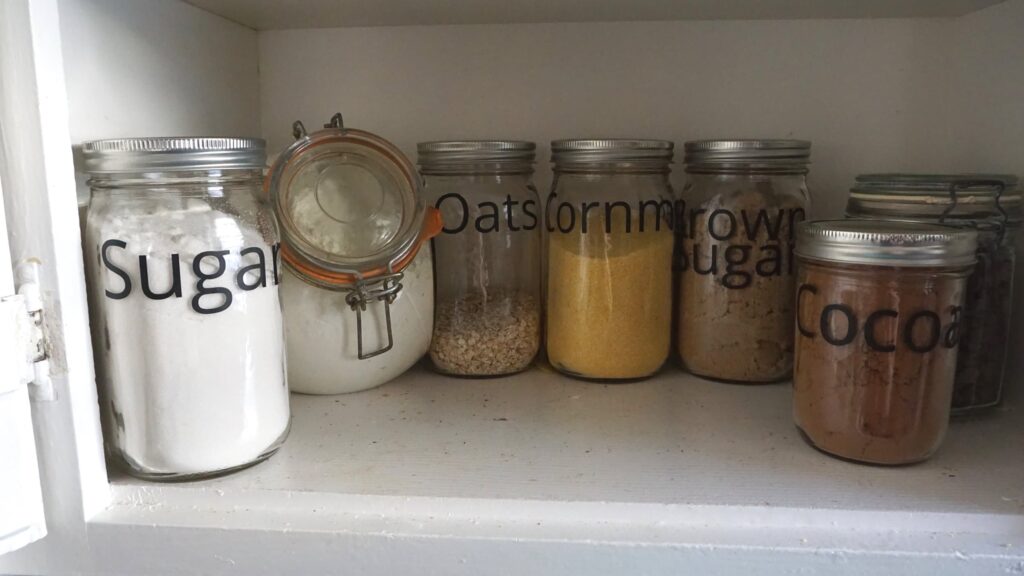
[56,0,1024,398]
[257,6,1024,397]
[260,18,970,217]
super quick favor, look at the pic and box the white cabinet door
[0,0,109,564]
[0,166,46,556]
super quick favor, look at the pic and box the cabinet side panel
[2,0,260,573]
[0,0,103,570]
[60,0,260,141]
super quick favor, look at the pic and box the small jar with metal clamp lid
[418,141,542,377]
[793,220,977,465]
[268,114,442,394]
[546,139,676,380]
[677,139,811,383]
[846,174,1020,413]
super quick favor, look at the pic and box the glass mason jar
[846,174,1020,413]
[546,139,675,380]
[793,220,976,465]
[268,114,440,395]
[82,138,290,481]
[677,139,810,383]
[418,141,542,377]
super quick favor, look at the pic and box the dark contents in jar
[952,236,1015,411]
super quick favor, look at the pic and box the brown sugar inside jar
[678,139,811,383]
[793,220,977,465]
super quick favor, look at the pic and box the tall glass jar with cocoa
[793,220,977,465]
[846,174,1020,413]
[418,141,542,377]
[677,139,810,382]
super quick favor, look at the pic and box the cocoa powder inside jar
[793,220,976,465]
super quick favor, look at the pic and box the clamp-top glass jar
[268,114,441,394]
[846,174,1021,413]
[83,137,290,480]
[419,141,542,377]
[546,139,675,380]
[678,139,810,383]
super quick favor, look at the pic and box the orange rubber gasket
[269,127,441,287]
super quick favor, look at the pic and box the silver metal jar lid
[796,219,978,268]
[551,139,673,164]
[81,137,266,173]
[417,140,536,165]
[848,173,1021,222]
[684,139,811,164]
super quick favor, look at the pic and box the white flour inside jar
[280,245,433,394]
[86,197,290,476]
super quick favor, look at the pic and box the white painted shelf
[92,366,1024,573]
[110,364,1023,511]
[185,0,1007,30]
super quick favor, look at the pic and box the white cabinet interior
[1,0,1022,573]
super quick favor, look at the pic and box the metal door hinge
[0,260,53,400]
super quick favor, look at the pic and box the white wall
[258,6,1024,401]
[258,18,963,219]
[955,0,1024,175]
[59,0,261,211]
[59,0,260,143]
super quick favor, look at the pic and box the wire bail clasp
[941,178,1009,243]
[344,267,405,360]
[292,113,345,141]
[324,113,345,130]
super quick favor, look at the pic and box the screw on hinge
[15,260,53,401]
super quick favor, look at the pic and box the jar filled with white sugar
[82,137,290,481]
[268,114,440,394]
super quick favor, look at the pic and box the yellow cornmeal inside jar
[546,217,674,379]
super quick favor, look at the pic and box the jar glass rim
[267,125,433,286]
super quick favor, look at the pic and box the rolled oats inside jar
[793,220,977,465]
[418,141,542,377]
